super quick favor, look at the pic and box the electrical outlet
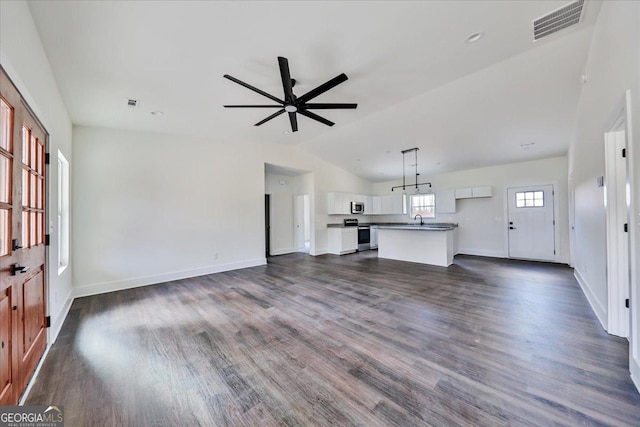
[213,253,219,260]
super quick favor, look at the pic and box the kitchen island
[377,224,456,267]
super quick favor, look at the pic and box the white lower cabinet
[328,228,358,255]
[370,228,378,249]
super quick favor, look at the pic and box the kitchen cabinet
[391,193,404,214]
[472,186,492,198]
[327,192,406,215]
[454,186,492,200]
[328,228,358,255]
[363,195,373,214]
[455,188,473,199]
[371,196,382,215]
[436,190,456,213]
[370,227,378,249]
[380,195,393,214]
[327,192,351,215]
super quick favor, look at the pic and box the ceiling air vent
[533,0,585,41]
[127,99,138,108]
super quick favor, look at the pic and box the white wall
[373,156,570,262]
[568,0,640,389]
[0,0,73,341]
[72,126,371,294]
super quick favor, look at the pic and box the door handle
[509,226,516,230]
[11,264,29,276]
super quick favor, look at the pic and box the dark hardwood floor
[26,252,640,426]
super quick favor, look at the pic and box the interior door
[507,185,555,261]
[0,67,48,405]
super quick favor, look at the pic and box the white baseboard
[49,289,74,344]
[574,268,607,330]
[270,248,296,256]
[457,248,506,258]
[311,249,327,256]
[73,258,267,298]
[631,355,640,394]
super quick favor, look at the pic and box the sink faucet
[414,214,424,225]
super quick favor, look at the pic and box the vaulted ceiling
[28,0,601,181]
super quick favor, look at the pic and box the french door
[0,67,48,405]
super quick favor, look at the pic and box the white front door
[507,185,555,261]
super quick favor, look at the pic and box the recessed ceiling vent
[533,0,584,41]
[127,99,138,108]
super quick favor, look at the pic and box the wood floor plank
[25,252,640,426]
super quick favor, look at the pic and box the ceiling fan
[223,57,357,132]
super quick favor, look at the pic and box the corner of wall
[631,355,640,393]
[574,268,607,330]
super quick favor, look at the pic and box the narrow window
[57,150,69,274]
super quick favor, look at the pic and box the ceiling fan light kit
[223,56,357,132]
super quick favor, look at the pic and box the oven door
[358,226,370,251]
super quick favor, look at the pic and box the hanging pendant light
[391,148,432,192]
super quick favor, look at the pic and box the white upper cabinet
[327,192,351,214]
[327,192,407,215]
[371,196,382,215]
[455,188,473,199]
[455,186,492,200]
[472,186,492,198]
[391,193,404,214]
[436,189,456,213]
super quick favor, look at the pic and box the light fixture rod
[392,147,431,191]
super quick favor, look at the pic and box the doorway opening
[295,194,311,253]
[264,163,313,258]
[604,97,631,339]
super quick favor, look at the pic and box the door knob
[11,264,29,276]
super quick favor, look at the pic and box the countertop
[376,224,455,231]
[327,222,458,230]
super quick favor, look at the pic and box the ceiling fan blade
[254,109,285,126]
[288,112,298,132]
[278,57,295,104]
[297,110,334,127]
[223,105,283,108]
[224,74,284,104]
[297,73,348,104]
[302,103,357,109]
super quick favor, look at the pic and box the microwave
[351,202,365,214]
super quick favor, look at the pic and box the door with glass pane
[507,185,555,261]
[0,67,48,405]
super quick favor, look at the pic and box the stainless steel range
[344,218,370,251]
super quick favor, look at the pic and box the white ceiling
[27,0,601,182]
